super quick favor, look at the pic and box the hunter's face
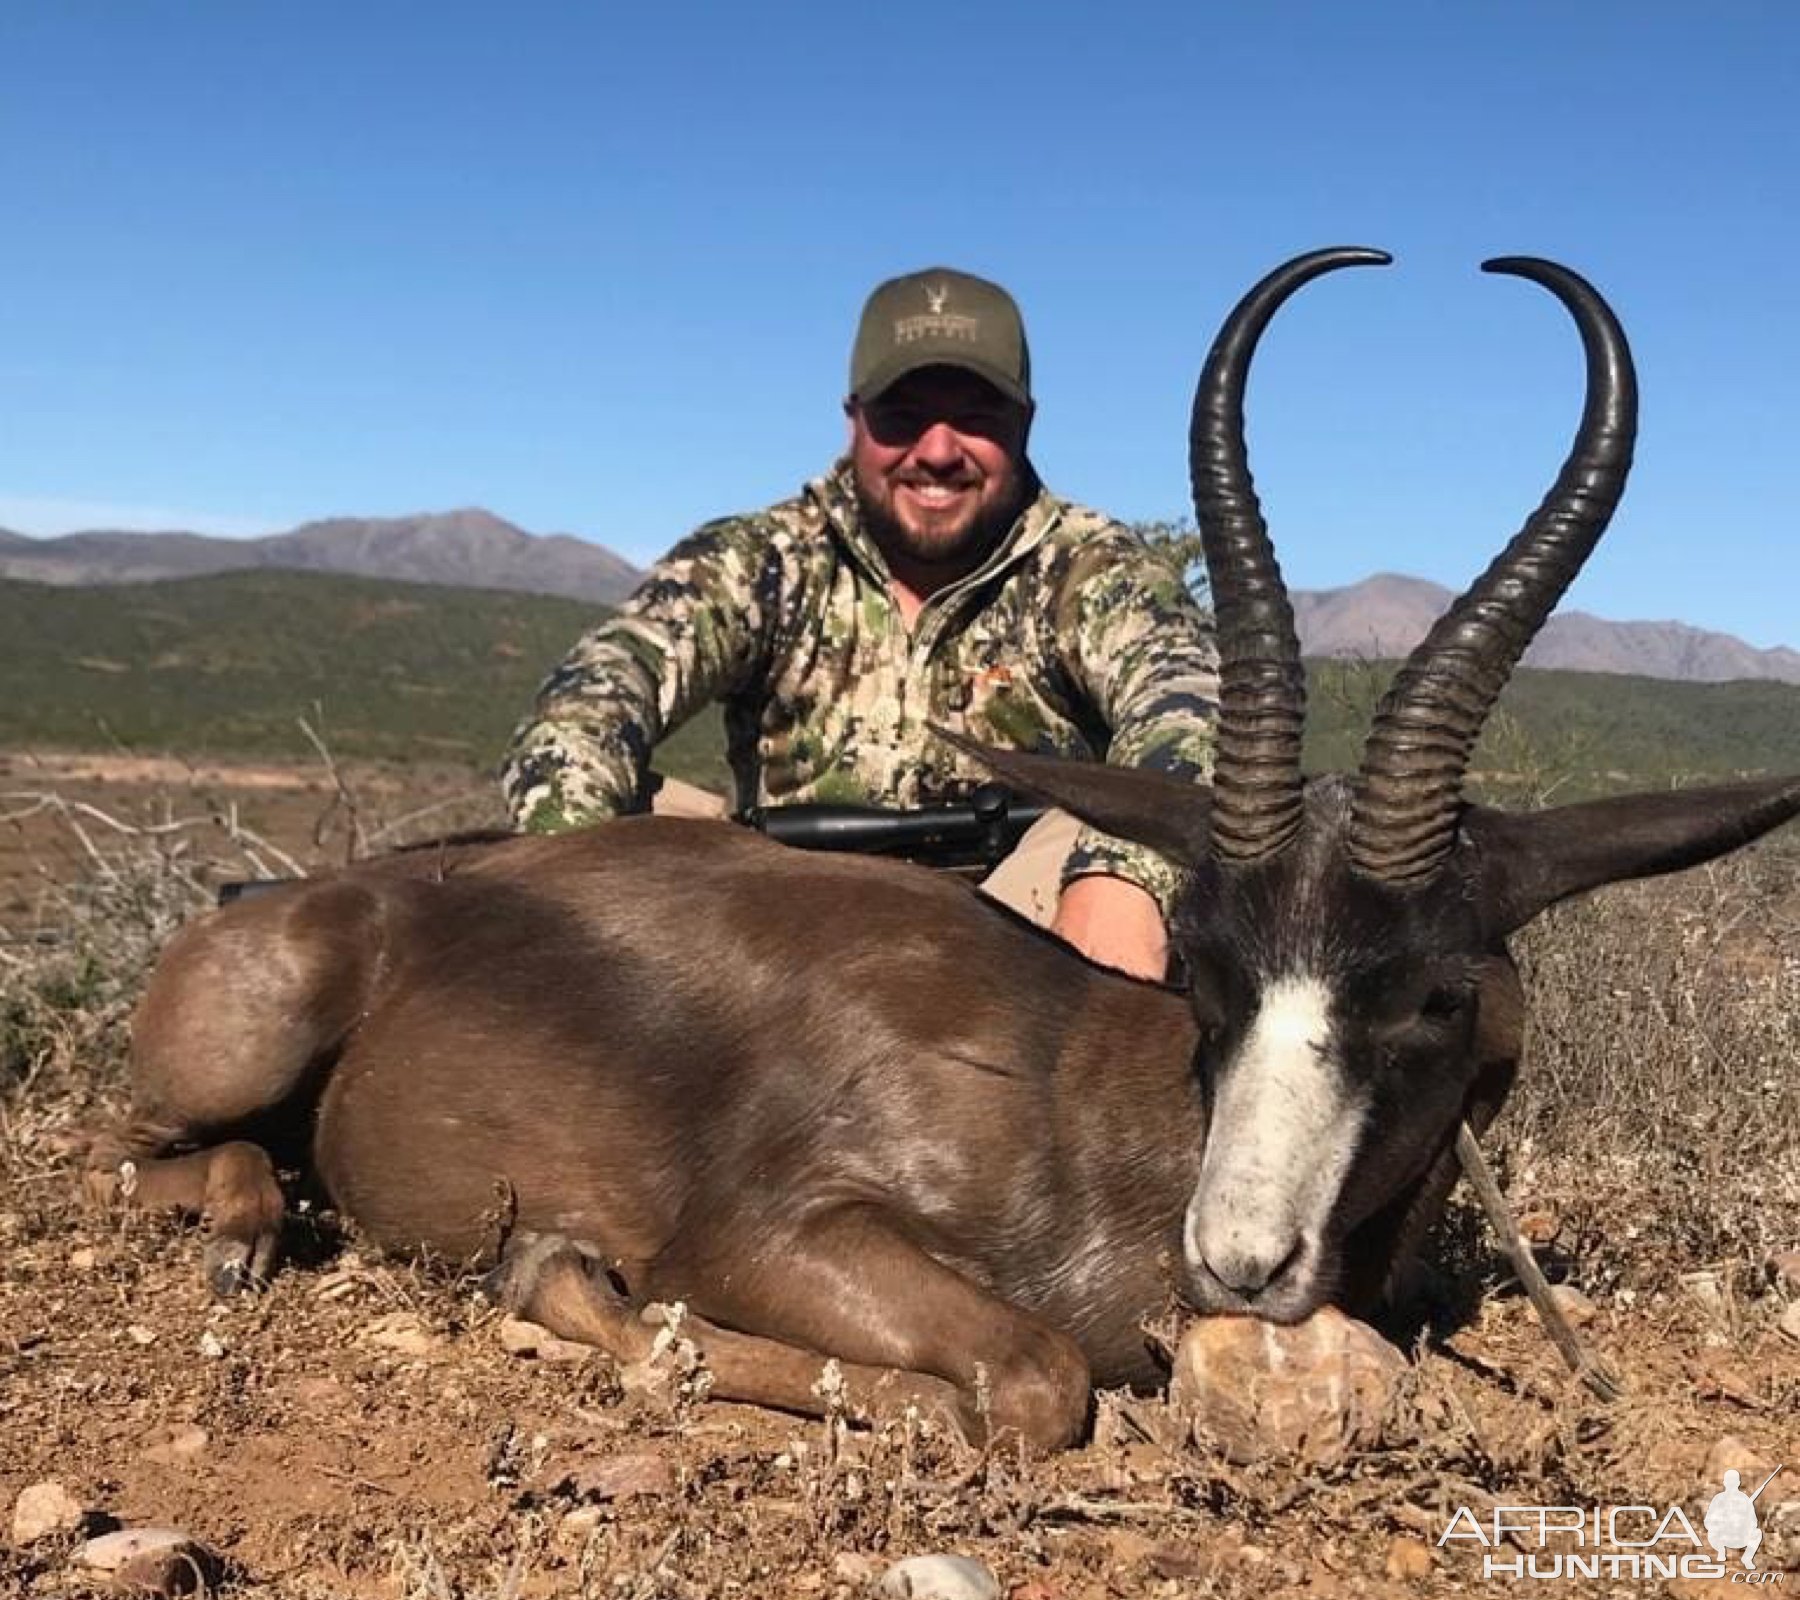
[847,366,1033,574]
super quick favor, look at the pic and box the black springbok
[87,249,1800,1450]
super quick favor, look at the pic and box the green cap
[849,267,1032,406]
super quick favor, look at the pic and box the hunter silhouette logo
[1706,1466,1782,1570]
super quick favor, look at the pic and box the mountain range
[4,515,1795,685]
[0,508,640,607]
[1292,574,1800,685]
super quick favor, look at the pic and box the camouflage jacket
[502,460,1218,910]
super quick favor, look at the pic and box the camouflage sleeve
[500,517,776,832]
[1054,529,1219,913]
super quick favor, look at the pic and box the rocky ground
[2,763,1796,1598]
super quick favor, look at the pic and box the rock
[1768,1249,1800,1292]
[77,1526,217,1595]
[1384,1535,1433,1581]
[1778,1301,1800,1344]
[12,1479,89,1545]
[1547,1285,1597,1327]
[1679,1269,1727,1321]
[1171,1308,1407,1463]
[117,1545,217,1596]
[499,1315,546,1355]
[498,1315,595,1363]
[360,1310,442,1357]
[567,1452,675,1503]
[69,1245,99,1271]
[140,1424,210,1465]
[556,1506,605,1543]
[876,1553,1002,1600]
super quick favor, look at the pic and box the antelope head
[957,248,1800,1322]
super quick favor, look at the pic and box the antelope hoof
[203,1234,275,1297]
[481,1230,608,1310]
[82,1164,127,1210]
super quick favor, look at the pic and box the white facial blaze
[1185,975,1367,1294]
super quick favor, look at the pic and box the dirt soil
[2,757,1797,1598]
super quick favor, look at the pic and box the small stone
[1679,1269,1727,1320]
[197,1331,226,1360]
[556,1506,605,1543]
[1768,1249,1800,1291]
[568,1452,675,1503]
[126,1324,157,1347]
[1384,1535,1434,1581]
[1778,1301,1800,1344]
[876,1555,1001,1600]
[498,1315,593,1363]
[499,1315,548,1355]
[140,1424,210,1465]
[1171,1307,1407,1463]
[360,1310,442,1357]
[69,1245,99,1271]
[12,1479,88,1545]
[1547,1285,1597,1327]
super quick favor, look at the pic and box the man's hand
[1050,875,1169,981]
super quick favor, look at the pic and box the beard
[851,462,1036,575]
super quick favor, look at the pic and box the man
[502,266,1218,978]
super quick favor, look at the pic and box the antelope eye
[1420,984,1471,1023]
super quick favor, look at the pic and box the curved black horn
[1191,246,1392,863]
[1347,258,1637,884]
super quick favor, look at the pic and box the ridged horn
[1347,258,1637,884]
[1192,246,1392,863]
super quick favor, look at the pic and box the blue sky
[3,3,1796,646]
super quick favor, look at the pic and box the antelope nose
[1198,1230,1304,1298]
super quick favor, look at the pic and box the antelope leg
[648,1205,1093,1450]
[492,1232,971,1434]
[84,1125,285,1295]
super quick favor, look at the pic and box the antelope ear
[1466,774,1800,934]
[931,725,1213,867]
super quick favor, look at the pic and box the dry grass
[1502,844,1800,1290]
[2,788,1796,1598]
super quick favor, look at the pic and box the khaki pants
[648,775,1076,931]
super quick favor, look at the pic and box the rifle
[739,783,1048,872]
[215,784,1049,905]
